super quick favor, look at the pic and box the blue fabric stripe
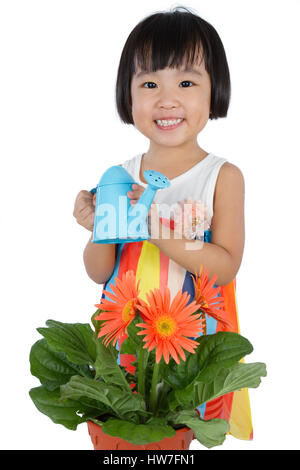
[182,270,195,305]
[99,242,126,365]
[195,230,220,417]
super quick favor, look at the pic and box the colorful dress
[100,152,253,440]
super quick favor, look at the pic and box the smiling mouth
[154,119,185,130]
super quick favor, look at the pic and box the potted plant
[29,267,267,450]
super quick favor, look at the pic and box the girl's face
[130,56,211,148]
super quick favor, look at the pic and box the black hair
[115,6,231,124]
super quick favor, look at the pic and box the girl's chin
[151,138,189,148]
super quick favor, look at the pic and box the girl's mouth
[154,118,185,130]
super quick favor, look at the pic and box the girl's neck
[140,142,209,181]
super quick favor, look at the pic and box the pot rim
[87,420,195,450]
[87,419,191,433]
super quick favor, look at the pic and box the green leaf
[88,417,105,426]
[29,386,102,430]
[172,362,267,410]
[126,314,144,348]
[169,410,229,449]
[161,332,253,390]
[153,381,172,415]
[102,418,175,445]
[145,416,169,426]
[119,336,137,355]
[94,336,131,391]
[60,376,147,421]
[30,339,93,390]
[194,332,254,382]
[91,309,105,337]
[37,320,96,366]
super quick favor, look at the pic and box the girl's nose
[158,101,181,111]
[160,104,178,110]
[157,89,181,107]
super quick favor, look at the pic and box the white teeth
[156,118,183,126]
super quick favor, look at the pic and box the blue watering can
[90,165,171,244]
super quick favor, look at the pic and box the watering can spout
[91,166,170,244]
[127,170,170,218]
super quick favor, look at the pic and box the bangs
[133,21,206,74]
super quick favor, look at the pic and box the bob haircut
[115,6,231,124]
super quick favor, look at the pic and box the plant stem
[149,361,160,414]
[137,346,148,397]
[202,311,207,336]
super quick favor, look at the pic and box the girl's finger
[128,189,143,199]
[132,184,145,193]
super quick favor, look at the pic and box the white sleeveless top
[122,152,227,223]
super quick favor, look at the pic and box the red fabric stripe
[216,278,239,333]
[206,278,237,421]
[160,217,174,231]
[118,242,143,368]
[205,395,223,412]
[159,250,169,291]
[117,241,143,279]
[205,393,234,421]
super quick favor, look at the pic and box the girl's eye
[142,80,194,88]
[142,82,157,88]
[180,81,194,87]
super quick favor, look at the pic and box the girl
[73,7,252,441]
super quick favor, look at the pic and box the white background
[1,0,299,450]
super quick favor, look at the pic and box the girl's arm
[73,189,117,285]
[83,234,116,284]
[148,163,245,286]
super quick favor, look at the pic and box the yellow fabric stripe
[229,388,253,440]
[135,241,160,301]
[229,280,253,440]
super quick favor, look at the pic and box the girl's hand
[127,184,158,217]
[127,184,160,239]
[73,190,97,232]
[127,184,145,207]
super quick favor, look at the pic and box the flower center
[122,299,136,323]
[196,294,209,309]
[192,216,203,226]
[155,315,177,337]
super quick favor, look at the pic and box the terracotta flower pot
[87,421,194,450]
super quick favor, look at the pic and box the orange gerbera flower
[136,286,204,364]
[192,265,231,327]
[94,270,141,346]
